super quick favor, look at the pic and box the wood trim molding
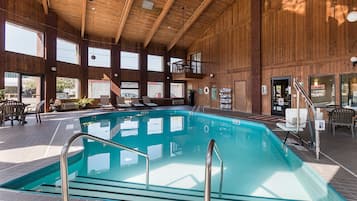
[144,0,174,48]
[167,0,213,51]
[115,0,134,44]
[42,0,48,15]
[81,0,87,38]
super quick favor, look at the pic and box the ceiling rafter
[81,0,87,38]
[144,0,175,48]
[41,0,48,15]
[115,0,134,44]
[167,0,213,51]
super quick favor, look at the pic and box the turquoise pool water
[2,110,346,201]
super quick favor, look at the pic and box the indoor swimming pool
[1,110,346,201]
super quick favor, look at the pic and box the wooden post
[80,38,88,98]
[0,0,6,89]
[140,46,148,97]
[111,39,121,105]
[164,51,170,98]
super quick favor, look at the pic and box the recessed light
[91,7,96,11]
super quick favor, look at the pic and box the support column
[111,40,121,105]
[44,11,57,112]
[251,0,262,114]
[80,38,88,98]
[164,51,170,98]
[0,0,6,89]
[140,46,148,97]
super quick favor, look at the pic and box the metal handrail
[60,132,150,201]
[204,139,224,201]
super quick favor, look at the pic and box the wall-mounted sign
[211,87,217,100]
[261,85,267,95]
[198,88,203,95]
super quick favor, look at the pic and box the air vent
[142,0,154,10]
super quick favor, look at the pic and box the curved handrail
[204,139,224,201]
[60,132,150,201]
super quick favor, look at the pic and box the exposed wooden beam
[41,0,48,15]
[115,0,134,44]
[167,0,213,51]
[144,0,175,48]
[81,0,87,38]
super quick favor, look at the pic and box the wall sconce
[209,73,215,78]
[166,76,170,80]
[351,56,357,67]
[50,66,56,72]
[114,73,118,77]
[167,62,171,66]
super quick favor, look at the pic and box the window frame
[147,54,164,72]
[147,81,164,98]
[309,74,336,107]
[170,82,185,98]
[88,47,111,68]
[56,77,81,100]
[56,37,80,65]
[120,81,140,98]
[120,51,140,70]
[88,79,111,99]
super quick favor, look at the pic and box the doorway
[271,77,291,116]
[234,80,247,112]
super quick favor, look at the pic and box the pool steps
[29,176,305,201]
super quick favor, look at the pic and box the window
[148,55,163,72]
[4,72,20,101]
[170,57,182,72]
[57,38,79,64]
[170,83,184,98]
[5,22,44,57]
[121,51,139,70]
[190,52,201,74]
[88,80,111,98]
[309,75,335,107]
[121,82,139,98]
[88,47,111,67]
[56,77,80,99]
[147,82,163,98]
[341,74,357,107]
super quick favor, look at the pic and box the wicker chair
[0,100,26,126]
[330,108,355,137]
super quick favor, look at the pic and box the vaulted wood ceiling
[38,0,234,49]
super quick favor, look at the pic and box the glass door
[271,77,291,116]
[21,75,42,111]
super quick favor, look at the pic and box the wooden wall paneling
[251,0,261,114]
[56,62,81,78]
[5,52,45,74]
[0,0,5,89]
[164,51,170,98]
[44,10,57,112]
[140,47,148,97]
[80,39,88,98]
[110,41,120,105]
[87,67,112,80]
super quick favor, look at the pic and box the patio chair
[35,100,45,123]
[142,96,158,107]
[99,95,113,109]
[330,108,355,137]
[1,100,26,126]
[131,98,145,108]
[276,108,308,143]
[116,96,131,108]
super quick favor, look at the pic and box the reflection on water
[78,111,314,200]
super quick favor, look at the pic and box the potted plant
[0,89,5,101]
[78,96,94,109]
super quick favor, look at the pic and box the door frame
[271,76,291,116]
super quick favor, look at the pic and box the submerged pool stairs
[29,176,304,201]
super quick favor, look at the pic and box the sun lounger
[131,98,145,107]
[116,96,131,108]
[142,96,158,107]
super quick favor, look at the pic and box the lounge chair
[142,96,158,107]
[330,108,355,137]
[116,96,131,108]
[131,98,145,107]
[99,95,113,109]
[276,108,308,143]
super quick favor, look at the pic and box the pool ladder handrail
[60,132,150,201]
[204,139,224,201]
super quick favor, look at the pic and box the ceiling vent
[142,0,154,10]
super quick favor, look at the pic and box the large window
[170,57,182,72]
[88,80,111,98]
[341,74,357,107]
[121,82,139,98]
[5,22,44,57]
[148,55,163,72]
[57,38,79,64]
[121,51,139,70]
[56,77,80,99]
[309,75,335,107]
[4,72,19,101]
[147,82,163,98]
[190,52,201,74]
[88,47,111,67]
[170,83,184,98]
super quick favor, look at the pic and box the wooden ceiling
[38,0,234,49]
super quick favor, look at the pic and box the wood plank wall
[188,0,357,115]
[0,0,186,109]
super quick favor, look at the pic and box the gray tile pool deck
[0,106,356,201]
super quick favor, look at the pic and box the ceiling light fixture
[91,7,96,11]
[347,0,357,22]
[142,0,154,10]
